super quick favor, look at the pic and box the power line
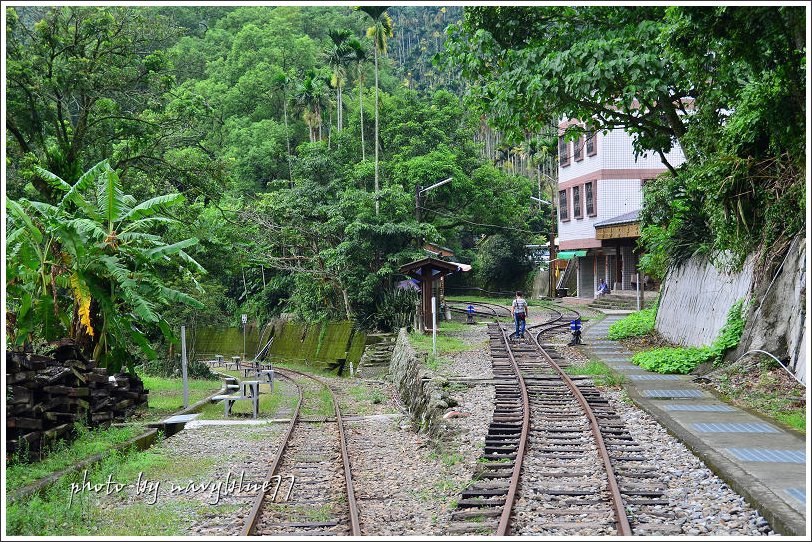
[417,206,544,235]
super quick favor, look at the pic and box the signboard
[241,314,248,325]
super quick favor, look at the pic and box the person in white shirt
[511,291,529,339]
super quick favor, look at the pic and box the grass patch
[302,385,335,418]
[409,330,472,356]
[566,359,625,388]
[138,370,221,418]
[6,423,144,492]
[6,440,168,535]
[711,356,806,434]
[607,301,658,340]
[627,300,745,374]
[271,358,338,377]
[425,353,453,371]
[93,502,190,535]
[343,383,391,414]
[438,320,476,331]
[632,346,712,374]
[6,432,231,536]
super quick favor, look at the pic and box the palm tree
[295,71,328,143]
[347,37,369,161]
[358,6,394,215]
[326,29,353,133]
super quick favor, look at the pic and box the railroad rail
[242,367,360,536]
[446,300,662,535]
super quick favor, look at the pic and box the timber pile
[6,342,148,459]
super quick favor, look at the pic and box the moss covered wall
[191,321,365,366]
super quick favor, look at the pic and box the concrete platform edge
[623,384,807,536]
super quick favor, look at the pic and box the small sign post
[241,313,248,361]
[181,325,189,408]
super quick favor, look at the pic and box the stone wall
[729,236,806,385]
[656,235,806,384]
[388,328,453,437]
[656,254,755,347]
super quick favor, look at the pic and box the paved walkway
[584,314,807,537]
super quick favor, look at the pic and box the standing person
[512,291,529,339]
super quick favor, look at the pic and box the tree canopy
[444,5,806,274]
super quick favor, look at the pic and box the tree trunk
[283,93,293,186]
[359,73,365,161]
[374,42,380,215]
[341,288,352,320]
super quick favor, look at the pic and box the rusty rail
[242,367,360,536]
[494,323,531,535]
[242,370,303,536]
[456,300,630,536]
[528,324,632,536]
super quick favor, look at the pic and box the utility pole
[415,184,422,222]
[550,202,557,298]
[531,196,556,298]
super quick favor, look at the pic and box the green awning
[556,250,587,260]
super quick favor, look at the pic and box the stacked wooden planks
[6,342,149,459]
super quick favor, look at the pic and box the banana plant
[6,160,206,372]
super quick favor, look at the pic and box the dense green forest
[6,5,804,370]
[6,5,550,366]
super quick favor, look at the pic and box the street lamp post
[415,177,453,327]
[415,177,453,222]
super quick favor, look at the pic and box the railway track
[447,300,667,535]
[242,368,360,536]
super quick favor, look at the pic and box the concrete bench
[212,394,258,418]
[258,369,274,391]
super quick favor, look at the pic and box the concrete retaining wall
[655,255,755,347]
[388,328,452,437]
[656,235,806,384]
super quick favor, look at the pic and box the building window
[585,181,596,216]
[573,185,582,218]
[574,134,584,161]
[559,189,569,220]
[586,130,596,156]
[558,135,570,167]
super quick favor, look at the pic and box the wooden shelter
[399,257,465,333]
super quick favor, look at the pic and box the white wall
[558,179,643,243]
[599,129,686,171]
[559,128,685,183]
[557,125,686,247]
[656,256,754,347]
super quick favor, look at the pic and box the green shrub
[710,300,745,364]
[630,299,746,374]
[607,299,659,340]
[632,346,712,374]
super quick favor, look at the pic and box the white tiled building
[556,120,685,298]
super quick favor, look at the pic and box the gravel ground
[346,382,494,535]
[605,389,772,536]
[438,322,493,379]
